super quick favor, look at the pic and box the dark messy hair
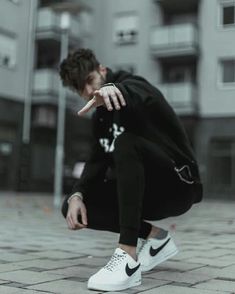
[59,48,100,92]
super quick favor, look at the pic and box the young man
[60,48,203,291]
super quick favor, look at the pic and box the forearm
[69,160,107,198]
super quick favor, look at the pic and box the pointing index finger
[77,98,96,116]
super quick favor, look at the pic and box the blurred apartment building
[0,0,235,197]
[0,0,92,192]
[88,0,235,199]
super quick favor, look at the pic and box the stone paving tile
[188,266,222,279]
[132,277,171,292]
[28,250,85,260]
[0,280,9,285]
[104,292,129,294]
[44,265,97,279]
[143,284,228,293]
[194,279,235,292]
[171,251,201,260]
[190,264,235,282]
[0,263,31,273]
[75,248,115,258]
[217,255,235,263]
[218,265,235,280]
[5,258,88,271]
[27,279,101,294]
[147,270,212,284]
[72,256,110,267]
[0,270,62,285]
[0,285,42,293]
[150,260,204,272]
[0,253,38,263]
[184,257,235,267]
[195,249,234,258]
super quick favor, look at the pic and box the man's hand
[66,197,88,230]
[78,85,126,116]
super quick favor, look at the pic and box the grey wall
[85,0,162,84]
[198,0,235,117]
[0,0,34,101]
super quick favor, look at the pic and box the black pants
[62,133,197,246]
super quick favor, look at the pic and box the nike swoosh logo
[149,238,170,257]
[125,263,140,276]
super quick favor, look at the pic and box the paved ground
[0,192,235,294]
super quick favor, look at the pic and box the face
[78,65,107,101]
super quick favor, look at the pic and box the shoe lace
[104,253,126,272]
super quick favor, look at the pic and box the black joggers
[62,132,198,246]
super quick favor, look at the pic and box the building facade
[1,0,235,198]
[87,0,235,198]
[31,0,92,192]
[0,0,35,190]
[0,0,93,192]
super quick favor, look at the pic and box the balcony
[32,69,84,109]
[157,82,198,115]
[150,23,199,58]
[36,8,80,42]
[155,0,199,13]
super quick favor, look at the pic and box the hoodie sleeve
[69,116,108,199]
[114,78,150,108]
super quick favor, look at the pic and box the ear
[98,64,107,78]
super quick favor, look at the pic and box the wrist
[67,192,83,204]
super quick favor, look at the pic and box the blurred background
[0,0,234,201]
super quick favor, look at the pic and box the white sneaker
[87,248,141,291]
[136,238,146,256]
[138,233,178,272]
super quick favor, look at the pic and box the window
[0,33,17,69]
[32,106,56,128]
[221,3,235,26]
[209,139,235,193]
[162,64,196,84]
[221,59,235,83]
[113,13,138,45]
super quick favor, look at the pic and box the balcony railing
[150,23,198,58]
[157,82,198,115]
[33,69,59,94]
[155,0,199,13]
[36,8,80,40]
[32,69,85,109]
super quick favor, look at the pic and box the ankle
[119,244,137,261]
[147,226,163,239]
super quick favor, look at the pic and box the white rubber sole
[87,273,141,291]
[141,238,179,272]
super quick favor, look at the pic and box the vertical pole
[22,0,37,144]
[53,28,69,208]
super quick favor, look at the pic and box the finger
[115,88,126,106]
[66,215,74,230]
[81,207,88,226]
[78,99,96,116]
[108,90,121,110]
[102,92,113,111]
[71,211,84,229]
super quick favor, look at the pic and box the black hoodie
[71,69,203,202]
